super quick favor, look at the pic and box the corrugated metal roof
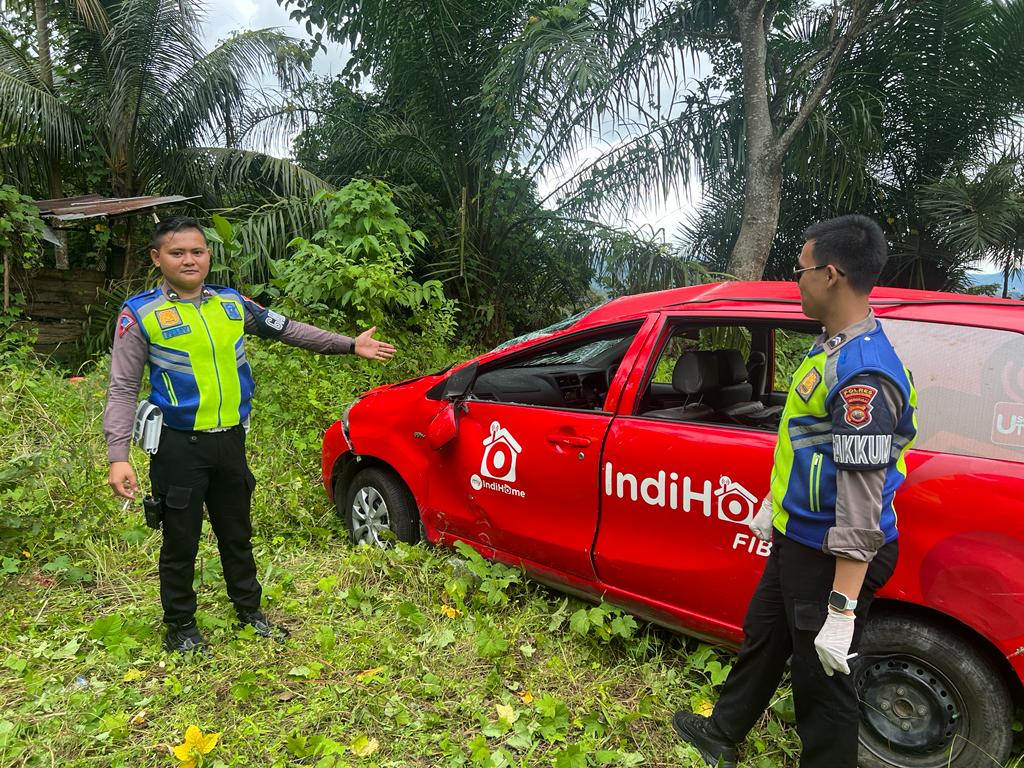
[34,194,198,223]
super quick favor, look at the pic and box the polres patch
[117,310,136,337]
[796,368,822,401]
[839,384,877,429]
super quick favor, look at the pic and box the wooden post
[3,250,9,312]
[121,217,133,281]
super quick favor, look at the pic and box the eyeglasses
[792,264,846,281]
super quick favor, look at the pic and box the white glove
[749,495,774,541]
[813,606,857,676]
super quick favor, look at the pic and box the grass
[0,521,806,767]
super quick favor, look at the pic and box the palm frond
[0,71,82,158]
[164,146,332,201]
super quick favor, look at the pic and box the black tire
[855,612,1014,768]
[339,467,420,547]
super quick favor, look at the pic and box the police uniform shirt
[771,312,918,562]
[103,283,355,463]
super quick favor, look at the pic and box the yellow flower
[21,550,29,558]
[172,725,219,766]
[519,689,534,704]
[439,604,460,619]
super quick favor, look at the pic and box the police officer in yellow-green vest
[672,215,918,768]
[104,216,397,653]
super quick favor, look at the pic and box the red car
[322,281,1024,768]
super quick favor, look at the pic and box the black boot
[672,712,738,768]
[237,609,290,640]
[163,620,208,653]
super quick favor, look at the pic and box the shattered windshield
[489,301,608,353]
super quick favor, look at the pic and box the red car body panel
[322,282,1024,688]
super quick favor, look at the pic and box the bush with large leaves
[271,180,458,362]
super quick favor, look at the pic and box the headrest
[673,351,719,394]
[716,349,748,385]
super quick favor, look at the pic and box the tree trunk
[1004,263,1010,299]
[34,0,69,269]
[731,156,784,281]
[726,0,782,281]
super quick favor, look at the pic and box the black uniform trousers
[709,532,898,768]
[149,425,262,626]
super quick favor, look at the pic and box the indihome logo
[470,421,526,498]
[603,462,757,524]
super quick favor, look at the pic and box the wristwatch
[828,590,858,611]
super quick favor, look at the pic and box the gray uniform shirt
[815,312,906,563]
[103,284,355,463]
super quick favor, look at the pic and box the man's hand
[353,326,396,362]
[108,461,139,500]
[813,607,856,676]
[749,495,774,541]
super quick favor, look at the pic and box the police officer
[104,216,396,652]
[672,215,917,767]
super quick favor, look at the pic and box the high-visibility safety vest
[770,321,918,551]
[123,285,254,431]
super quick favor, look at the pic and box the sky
[200,0,701,241]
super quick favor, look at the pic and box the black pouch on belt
[143,495,163,530]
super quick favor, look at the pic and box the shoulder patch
[796,368,822,401]
[156,307,183,329]
[117,310,137,338]
[839,384,877,429]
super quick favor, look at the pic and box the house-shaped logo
[480,421,522,483]
[714,475,757,524]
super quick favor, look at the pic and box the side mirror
[443,361,478,401]
[427,403,458,450]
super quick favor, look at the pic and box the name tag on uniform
[156,307,183,329]
[162,325,192,339]
[223,301,243,321]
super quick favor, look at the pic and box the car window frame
[461,319,647,415]
[621,314,821,431]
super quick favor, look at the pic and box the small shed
[9,194,196,363]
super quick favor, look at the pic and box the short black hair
[151,215,206,250]
[802,214,888,294]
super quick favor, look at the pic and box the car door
[592,316,781,632]
[426,322,645,581]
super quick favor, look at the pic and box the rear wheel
[855,613,1014,768]
[338,467,420,547]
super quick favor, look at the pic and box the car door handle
[547,434,591,448]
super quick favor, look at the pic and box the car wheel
[855,612,1013,768]
[339,467,420,547]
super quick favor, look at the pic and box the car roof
[573,281,1024,332]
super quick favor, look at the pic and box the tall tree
[680,0,1024,290]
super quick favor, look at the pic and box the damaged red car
[322,281,1024,768]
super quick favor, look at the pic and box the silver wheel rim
[350,486,390,546]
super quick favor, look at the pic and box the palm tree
[0,0,325,273]
[921,156,1024,298]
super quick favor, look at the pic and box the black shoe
[672,711,738,768]
[237,609,290,640]
[163,621,208,653]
